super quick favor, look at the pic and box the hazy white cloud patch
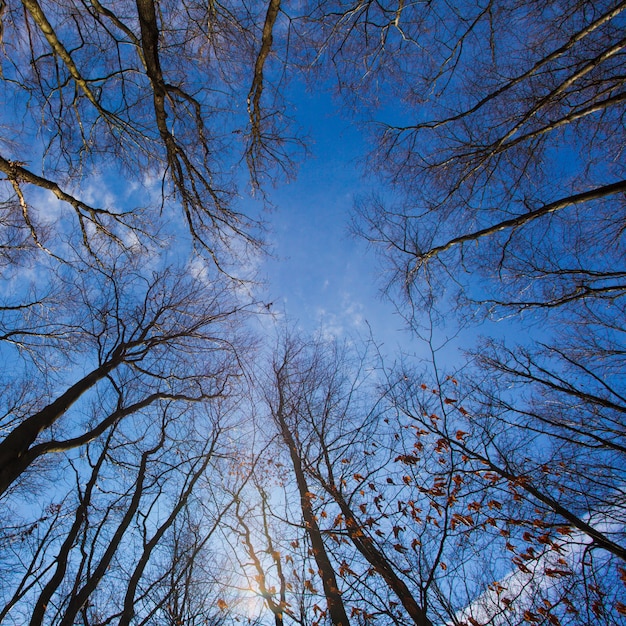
[30,188,66,226]
[141,167,167,196]
[314,292,366,340]
[188,256,211,284]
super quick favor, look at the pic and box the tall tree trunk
[273,366,351,626]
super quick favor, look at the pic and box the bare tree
[0,378,252,625]
[259,326,626,625]
[261,334,450,626]
[267,337,353,626]
[328,1,625,349]
[0,253,250,497]
[0,0,303,263]
[332,2,626,621]
[348,0,625,303]
[0,3,293,622]
[383,353,626,625]
[3,1,625,624]
[227,479,292,626]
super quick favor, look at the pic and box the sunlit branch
[407,179,626,282]
[387,0,626,133]
[247,0,282,188]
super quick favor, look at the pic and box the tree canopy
[1,1,624,625]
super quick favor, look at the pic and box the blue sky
[254,85,529,367]
[258,87,411,349]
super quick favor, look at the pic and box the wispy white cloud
[453,509,624,626]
